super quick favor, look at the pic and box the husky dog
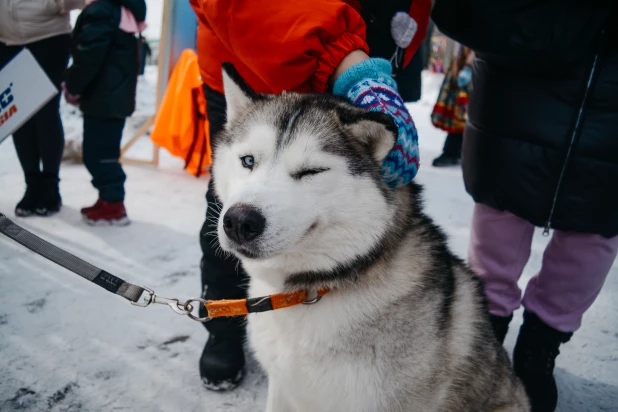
[212,64,529,412]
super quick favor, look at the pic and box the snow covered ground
[0,72,617,412]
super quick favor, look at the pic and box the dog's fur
[212,64,530,412]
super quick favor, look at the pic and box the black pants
[198,85,249,338]
[0,35,71,183]
[442,133,463,158]
[82,116,127,202]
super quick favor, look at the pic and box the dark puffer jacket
[433,0,618,238]
[67,0,146,118]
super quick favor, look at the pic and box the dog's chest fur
[245,258,455,412]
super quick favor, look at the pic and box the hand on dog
[61,82,81,106]
[333,58,419,188]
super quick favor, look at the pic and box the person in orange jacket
[190,0,430,391]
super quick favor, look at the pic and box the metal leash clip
[131,287,210,322]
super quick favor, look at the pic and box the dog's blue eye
[241,155,254,169]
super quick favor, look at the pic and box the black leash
[0,213,145,301]
[0,213,209,321]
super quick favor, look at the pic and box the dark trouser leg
[12,117,41,180]
[82,116,127,202]
[199,84,248,336]
[199,182,249,337]
[6,36,70,214]
[442,132,463,158]
[432,132,464,167]
[9,35,70,182]
[27,35,71,179]
[198,84,248,389]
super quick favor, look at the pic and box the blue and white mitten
[333,58,419,188]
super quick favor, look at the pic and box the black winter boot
[199,334,245,391]
[15,177,40,217]
[431,153,461,167]
[489,313,513,345]
[432,133,463,167]
[513,311,572,412]
[37,175,62,216]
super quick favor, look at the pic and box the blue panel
[157,0,198,101]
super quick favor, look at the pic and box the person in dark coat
[432,1,618,411]
[64,0,147,226]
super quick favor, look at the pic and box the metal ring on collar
[183,298,211,322]
[302,294,322,305]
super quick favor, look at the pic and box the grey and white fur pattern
[212,64,530,412]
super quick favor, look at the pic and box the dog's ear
[339,109,397,163]
[221,63,259,124]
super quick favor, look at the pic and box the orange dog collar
[203,288,330,319]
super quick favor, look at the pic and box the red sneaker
[82,200,130,226]
[80,198,104,216]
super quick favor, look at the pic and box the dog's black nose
[223,205,266,244]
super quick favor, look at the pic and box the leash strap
[0,213,329,321]
[0,213,146,303]
[204,288,330,319]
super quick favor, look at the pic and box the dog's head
[213,64,409,287]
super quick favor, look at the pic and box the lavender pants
[469,203,618,333]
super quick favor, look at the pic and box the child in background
[63,0,146,226]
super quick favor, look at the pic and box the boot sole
[35,206,61,217]
[432,160,461,168]
[83,215,131,227]
[201,369,245,392]
[15,208,35,217]
[15,208,59,217]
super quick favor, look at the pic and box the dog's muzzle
[223,204,266,245]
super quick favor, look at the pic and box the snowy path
[1,73,617,412]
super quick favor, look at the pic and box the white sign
[0,49,58,144]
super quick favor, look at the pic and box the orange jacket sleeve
[198,0,369,94]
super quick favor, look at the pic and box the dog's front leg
[265,379,293,412]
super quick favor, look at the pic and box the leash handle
[0,213,145,302]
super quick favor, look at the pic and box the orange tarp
[151,49,211,176]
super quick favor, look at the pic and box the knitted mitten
[333,58,419,188]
